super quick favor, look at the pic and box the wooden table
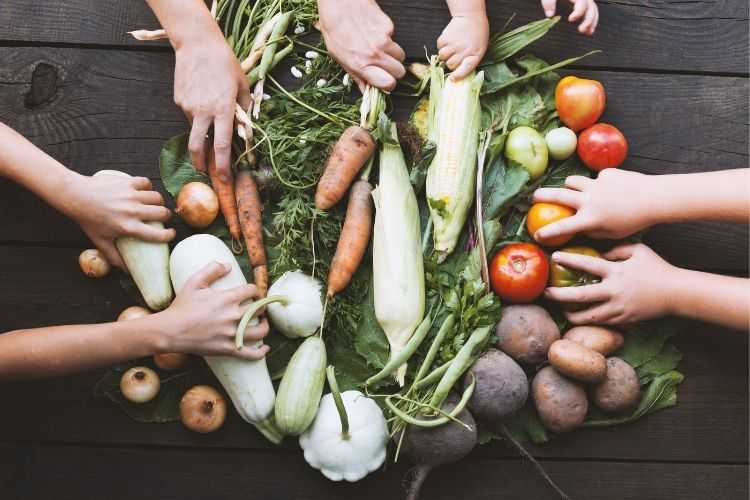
[0,1,747,498]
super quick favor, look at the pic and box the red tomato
[577,123,629,171]
[489,243,549,303]
[555,76,606,132]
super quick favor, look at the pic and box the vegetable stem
[413,359,451,389]
[385,376,475,428]
[235,295,289,349]
[247,43,293,86]
[413,314,455,385]
[326,365,350,439]
[365,314,432,386]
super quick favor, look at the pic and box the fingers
[450,56,481,80]
[213,112,234,179]
[360,65,397,91]
[569,0,588,22]
[137,204,173,223]
[96,239,125,270]
[446,53,463,71]
[579,0,598,34]
[535,214,590,243]
[532,187,582,208]
[551,250,611,277]
[134,190,165,206]
[184,261,231,291]
[235,343,270,361]
[188,117,211,172]
[130,176,153,191]
[545,283,609,303]
[237,86,253,112]
[242,317,270,341]
[438,45,456,64]
[383,40,406,62]
[565,175,592,191]
[376,53,407,80]
[128,222,176,242]
[566,302,620,325]
[604,243,639,261]
[231,283,262,304]
[541,0,558,17]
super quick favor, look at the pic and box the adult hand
[438,10,489,80]
[541,0,599,35]
[318,0,406,91]
[157,262,270,360]
[64,174,175,269]
[545,244,677,325]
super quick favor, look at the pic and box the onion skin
[79,249,111,278]
[120,366,160,403]
[180,385,227,433]
[154,353,190,370]
[175,182,219,228]
[117,306,151,322]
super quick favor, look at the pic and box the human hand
[532,169,656,244]
[173,34,251,176]
[157,262,270,360]
[318,0,406,91]
[64,174,175,268]
[437,11,489,80]
[545,244,678,325]
[541,0,599,35]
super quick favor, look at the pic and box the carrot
[315,126,376,210]
[327,180,373,297]
[236,169,268,296]
[207,146,242,252]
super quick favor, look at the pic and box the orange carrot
[327,180,373,297]
[315,126,375,210]
[236,169,268,296]
[207,146,242,250]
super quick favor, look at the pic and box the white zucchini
[169,234,281,443]
[93,170,173,310]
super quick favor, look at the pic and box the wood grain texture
[0,443,747,500]
[1,0,748,74]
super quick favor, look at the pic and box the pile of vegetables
[84,7,686,499]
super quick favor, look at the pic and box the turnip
[463,348,529,421]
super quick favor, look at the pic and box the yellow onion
[180,385,227,433]
[176,182,219,228]
[79,249,110,278]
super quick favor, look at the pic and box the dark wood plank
[1,443,747,500]
[0,247,745,463]
[1,0,748,74]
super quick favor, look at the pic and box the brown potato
[532,366,588,433]
[592,357,641,413]
[495,305,560,365]
[564,326,624,356]
[548,339,607,383]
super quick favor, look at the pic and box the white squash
[266,271,324,338]
[93,170,173,310]
[169,234,281,443]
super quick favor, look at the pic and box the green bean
[413,359,451,389]
[247,43,293,85]
[258,12,292,81]
[385,375,475,428]
[430,325,492,409]
[413,314,455,385]
[365,314,432,386]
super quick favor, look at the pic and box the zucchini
[274,336,327,435]
[169,234,281,444]
[93,170,173,310]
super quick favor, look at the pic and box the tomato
[548,246,602,288]
[505,126,549,180]
[527,202,576,247]
[555,76,606,132]
[545,127,577,160]
[577,123,628,171]
[490,242,549,303]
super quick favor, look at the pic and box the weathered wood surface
[1,0,748,74]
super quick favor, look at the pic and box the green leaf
[353,277,390,372]
[503,404,549,444]
[618,318,682,368]
[636,343,682,384]
[159,133,209,197]
[482,157,530,221]
[482,17,560,65]
[542,156,591,188]
[265,333,302,380]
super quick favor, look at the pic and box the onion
[117,306,151,321]
[180,385,227,433]
[154,352,190,370]
[79,249,111,278]
[175,182,219,228]
[120,366,160,403]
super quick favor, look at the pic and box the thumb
[450,56,479,81]
[541,0,557,17]
[184,261,231,291]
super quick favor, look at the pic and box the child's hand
[545,244,677,325]
[437,11,489,80]
[157,262,270,360]
[64,174,175,268]
[541,0,599,35]
[532,169,655,244]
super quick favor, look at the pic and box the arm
[145,0,250,175]
[533,168,750,243]
[0,123,173,267]
[540,0,598,35]
[438,0,489,79]
[0,263,270,380]
[545,244,748,331]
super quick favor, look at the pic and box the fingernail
[545,9,553,16]
[551,252,562,261]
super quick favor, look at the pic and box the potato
[464,349,529,421]
[592,357,641,413]
[532,366,588,432]
[548,339,607,383]
[495,305,560,365]
[564,326,624,356]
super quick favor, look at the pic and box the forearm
[145,0,223,50]
[446,0,486,15]
[668,267,748,330]
[645,169,749,226]
[0,316,168,380]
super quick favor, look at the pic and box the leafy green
[482,17,560,65]
[637,343,682,384]
[158,133,209,197]
[503,404,549,443]
[618,318,682,368]
[353,277,390,372]
[541,156,591,188]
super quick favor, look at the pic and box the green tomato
[505,126,549,179]
[545,127,577,160]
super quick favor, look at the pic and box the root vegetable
[236,169,268,295]
[79,249,111,278]
[154,353,190,370]
[180,385,227,433]
[548,339,607,383]
[117,306,151,322]
[592,357,641,413]
[120,366,160,403]
[563,325,624,356]
[327,180,373,298]
[207,147,241,249]
[175,182,219,228]
[314,126,376,210]
[532,366,587,433]
[494,305,560,365]
[464,349,529,421]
